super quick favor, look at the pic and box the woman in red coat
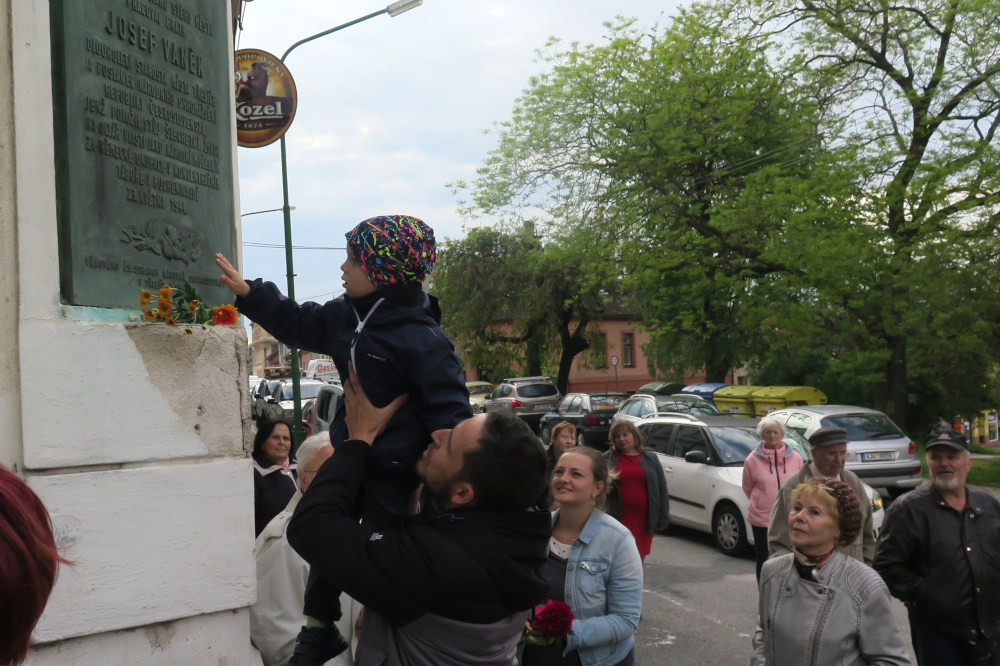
[604,421,670,562]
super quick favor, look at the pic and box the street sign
[49,0,236,309]
[611,355,619,366]
[234,49,298,148]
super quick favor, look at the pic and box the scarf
[792,546,835,581]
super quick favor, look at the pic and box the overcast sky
[235,0,681,307]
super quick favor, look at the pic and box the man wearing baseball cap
[767,427,876,565]
[874,430,1000,665]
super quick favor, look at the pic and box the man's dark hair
[458,410,547,512]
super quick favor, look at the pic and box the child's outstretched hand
[215,253,250,298]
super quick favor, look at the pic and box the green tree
[734,0,1000,428]
[433,225,618,394]
[454,15,823,383]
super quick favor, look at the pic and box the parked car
[259,379,327,423]
[251,378,282,422]
[249,374,262,392]
[307,383,344,434]
[466,381,494,413]
[767,405,922,498]
[539,392,626,450]
[484,376,562,432]
[613,393,722,425]
[634,414,885,556]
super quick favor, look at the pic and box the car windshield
[590,395,625,408]
[467,385,493,396]
[710,427,813,466]
[517,384,559,398]
[819,414,905,440]
[280,384,323,401]
[655,399,720,415]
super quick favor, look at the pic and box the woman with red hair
[0,465,66,665]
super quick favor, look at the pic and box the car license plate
[533,404,552,411]
[861,452,894,462]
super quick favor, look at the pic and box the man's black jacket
[873,484,1000,640]
[286,440,551,627]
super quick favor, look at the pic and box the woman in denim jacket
[521,447,643,666]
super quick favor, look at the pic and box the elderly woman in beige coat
[752,477,909,666]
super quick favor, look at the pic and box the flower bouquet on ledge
[521,600,575,646]
[139,283,238,333]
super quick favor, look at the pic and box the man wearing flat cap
[874,430,1000,665]
[767,427,876,564]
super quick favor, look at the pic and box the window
[491,386,506,400]
[558,396,575,414]
[674,426,710,459]
[819,413,904,441]
[568,396,584,414]
[785,412,813,436]
[620,399,640,417]
[591,394,625,409]
[989,413,998,442]
[622,333,634,367]
[655,398,721,416]
[640,424,676,454]
[637,400,655,417]
[516,383,559,398]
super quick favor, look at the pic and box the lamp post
[277,0,423,450]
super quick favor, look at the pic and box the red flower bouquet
[522,600,575,646]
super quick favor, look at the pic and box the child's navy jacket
[236,279,472,493]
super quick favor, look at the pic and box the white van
[306,358,340,383]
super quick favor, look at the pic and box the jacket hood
[432,507,551,612]
[345,289,441,328]
[752,442,794,459]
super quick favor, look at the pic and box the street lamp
[277,0,423,450]
[241,206,295,217]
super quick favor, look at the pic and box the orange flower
[143,309,158,322]
[157,299,172,316]
[139,289,152,306]
[165,317,177,326]
[158,285,173,300]
[212,304,238,326]
[188,299,200,314]
[184,328,194,335]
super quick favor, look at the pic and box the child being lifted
[216,214,472,666]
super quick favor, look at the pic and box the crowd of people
[1,214,998,666]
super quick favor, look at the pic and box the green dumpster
[751,386,827,416]
[638,381,687,396]
[713,386,760,417]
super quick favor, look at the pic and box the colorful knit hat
[345,215,436,289]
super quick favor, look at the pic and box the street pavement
[634,524,916,665]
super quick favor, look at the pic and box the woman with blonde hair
[522,447,642,666]
[603,421,670,562]
[545,421,578,479]
[752,477,909,666]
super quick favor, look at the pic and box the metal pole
[279,135,305,451]
[276,8,392,453]
[614,365,619,393]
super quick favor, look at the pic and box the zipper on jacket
[773,450,781,490]
[808,589,836,666]
[350,298,385,371]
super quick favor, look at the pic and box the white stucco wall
[2,0,256,659]
[25,608,257,666]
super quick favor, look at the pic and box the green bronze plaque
[50,0,235,309]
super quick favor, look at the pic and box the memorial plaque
[50,0,236,309]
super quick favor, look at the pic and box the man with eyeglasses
[767,427,876,565]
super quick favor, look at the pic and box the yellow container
[713,386,761,418]
[751,386,828,417]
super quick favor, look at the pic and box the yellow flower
[139,289,152,306]
[143,309,158,322]
[157,299,172,316]
[212,304,238,326]
[188,300,200,314]
[158,285,173,300]
[165,317,177,326]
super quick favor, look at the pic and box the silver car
[768,405,922,497]
[484,377,562,431]
[612,393,721,425]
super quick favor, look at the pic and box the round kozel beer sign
[235,49,297,148]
